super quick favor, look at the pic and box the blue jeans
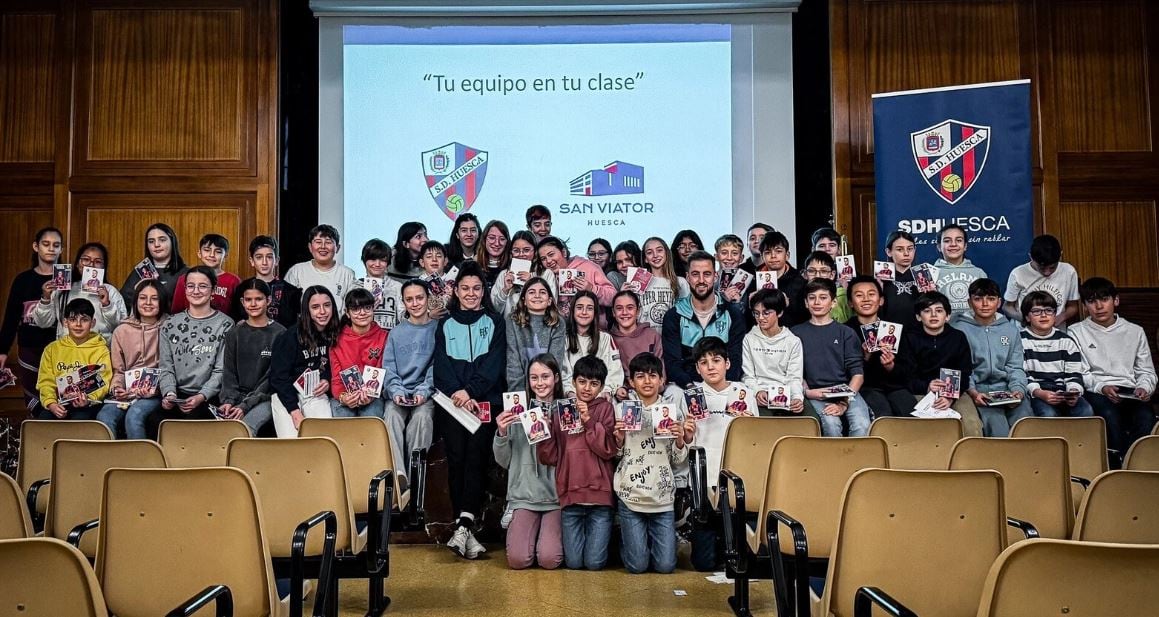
[329,398,385,419]
[1030,396,1094,418]
[810,394,872,437]
[617,501,676,574]
[1086,392,1156,455]
[561,504,613,570]
[113,398,163,440]
[978,398,1033,437]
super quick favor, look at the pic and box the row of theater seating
[685,415,1159,617]
[1,417,430,617]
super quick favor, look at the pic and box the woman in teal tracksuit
[435,261,507,560]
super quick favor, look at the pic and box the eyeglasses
[79,256,105,267]
[185,283,211,292]
[587,250,609,259]
[805,268,834,277]
[348,305,374,315]
[311,238,336,248]
[1027,307,1054,317]
[752,309,778,319]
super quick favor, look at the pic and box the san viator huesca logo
[910,119,991,205]
[422,142,489,219]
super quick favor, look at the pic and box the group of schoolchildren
[1,204,1154,575]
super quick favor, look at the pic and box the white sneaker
[465,529,487,559]
[447,526,470,558]
[500,506,514,529]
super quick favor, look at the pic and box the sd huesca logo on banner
[909,119,991,205]
[422,142,489,220]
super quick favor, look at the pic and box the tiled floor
[334,544,778,616]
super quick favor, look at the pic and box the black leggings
[440,409,496,519]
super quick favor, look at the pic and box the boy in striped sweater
[1020,291,1093,417]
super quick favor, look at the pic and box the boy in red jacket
[537,355,617,570]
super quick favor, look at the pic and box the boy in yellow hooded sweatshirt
[36,298,112,419]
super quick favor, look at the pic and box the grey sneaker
[464,529,487,559]
[500,506,514,529]
[447,525,470,558]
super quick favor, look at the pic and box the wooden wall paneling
[830,0,854,242]
[72,0,257,175]
[72,193,255,288]
[1058,200,1159,288]
[0,11,57,163]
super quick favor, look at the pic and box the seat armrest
[366,469,394,574]
[768,510,810,617]
[1069,475,1091,489]
[854,586,918,617]
[688,446,710,524]
[27,478,50,531]
[166,585,233,617]
[718,469,746,570]
[290,510,338,617]
[1006,516,1039,539]
[407,447,428,527]
[67,518,100,548]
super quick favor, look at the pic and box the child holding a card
[895,292,983,435]
[742,289,809,418]
[879,231,918,325]
[435,262,507,560]
[490,230,537,317]
[242,235,300,328]
[561,291,623,400]
[536,236,616,317]
[537,355,618,569]
[614,352,693,574]
[794,252,853,323]
[358,238,404,333]
[0,226,62,407]
[118,223,187,308]
[1019,291,1093,418]
[505,278,565,392]
[714,234,752,312]
[269,285,340,438]
[35,298,112,420]
[493,353,563,569]
[417,240,452,319]
[151,266,235,437]
[1069,277,1157,453]
[791,279,871,437]
[34,243,127,344]
[688,336,752,571]
[638,237,690,332]
[329,288,388,419]
[383,279,438,475]
[757,231,808,326]
[610,240,643,292]
[98,279,167,438]
[170,234,241,315]
[844,276,914,418]
[217,279,286,436]
[284,224,357,304]
[952,279,1032,437]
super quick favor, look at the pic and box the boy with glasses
[284,224,356,303]
[1019,291,1093,418]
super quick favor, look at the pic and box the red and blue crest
[421,142,489,220]
[909,119,990,205]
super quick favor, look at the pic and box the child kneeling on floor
[537,355,618,570]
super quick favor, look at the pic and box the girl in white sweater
[561,291,623,399]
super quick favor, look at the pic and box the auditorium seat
[96,467,322,617]
[868,417,962,470]
[46,439,166,557]
[719,435,887,617]
[158,418,250,468]
[826,469,1009,617]
[0,537,108,616]
[1009,416,1108,508]
[1073,470,1159,543]
[949,437,1073,542]
[0,472,33,539]
[228,436,356,615]
[16,420,112,531]
[689,415,819,523]
[1125,435,1159,470]
[972,540,1159,617]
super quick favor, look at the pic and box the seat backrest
[718,416,821,512]
[0,538,107,616]
[821,469,1007,617]
[1073,470,1159,543]
[158,419,251,468]
[228,437,356,556]
[764,436,889,557]
[96,467,277,617]
[977,539,1159,617]
[950,437,1074,542]
[869,417,963,470]
[46,440,167,557]
[0,472,33,539]
[299,417,400,513]
[1124,435,1159,471]
[1010,416,1107,507]
[16,420,112,513]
